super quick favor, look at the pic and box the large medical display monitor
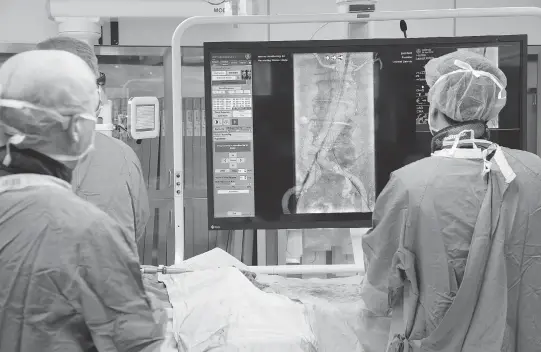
[204,35,527,230]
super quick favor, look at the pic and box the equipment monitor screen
[204,35,527,230]
[135,104,156,132]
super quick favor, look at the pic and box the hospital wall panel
[456,0,541,44]
[371,0,456,39]
[118,18,269,46]
[0,0,58,43]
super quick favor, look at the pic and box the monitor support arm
[172,6,541,268]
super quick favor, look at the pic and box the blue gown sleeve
[126,149,150,242]
[73,217,165,351]
[360,173,410,351]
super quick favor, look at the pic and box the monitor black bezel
[203,34,528,231]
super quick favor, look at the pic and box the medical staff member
[36,36,150,243]
[0,50,166,351]
[360,50,541,351]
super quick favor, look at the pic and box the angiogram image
[288,52,376,214]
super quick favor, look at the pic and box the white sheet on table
[158,249,382,352]
[257,274,366,351]
[160,267,317,351]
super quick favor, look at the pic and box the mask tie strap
[492,146,516,184]
[446,129,472,156]
[481,144,516,183]
[481,147,492,177]
[459,129,480,150]
[3,134,25,166]
[77,113,98,123]
[448,133,461,156]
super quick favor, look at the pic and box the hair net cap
[425,50,507,123]
[0,50,98,159]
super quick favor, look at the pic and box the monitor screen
[135,104,156,132]
[204,35,527,230]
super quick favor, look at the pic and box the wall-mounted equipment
[128,96,160,140]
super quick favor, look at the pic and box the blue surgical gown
[0,176,165,351]
[361,147,541,351]
[72,133,149,242]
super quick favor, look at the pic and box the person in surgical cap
[36,36,150,244]
[0,50,166,351]
[360,50,541,351]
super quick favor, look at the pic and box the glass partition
[96,46,174,266]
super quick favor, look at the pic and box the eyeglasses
[97,72,106,87]
[95,86,104,115]
[95,73,106,115]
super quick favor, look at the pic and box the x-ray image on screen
[291,52,376,214]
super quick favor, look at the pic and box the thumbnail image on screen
[292,52,376,214]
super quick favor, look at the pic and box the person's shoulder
[93,133,143,175]
[395,156,437,172]
[96,134,141,165]
[95,133,134,154]
[503,147,541,167]
[502,148,541,215]
[392,156,439,187]
[502,148,541,189]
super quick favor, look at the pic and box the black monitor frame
[203,35,528,231]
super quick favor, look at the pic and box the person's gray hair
[36,36,99,77]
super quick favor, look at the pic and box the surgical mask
[0,98,97,166]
